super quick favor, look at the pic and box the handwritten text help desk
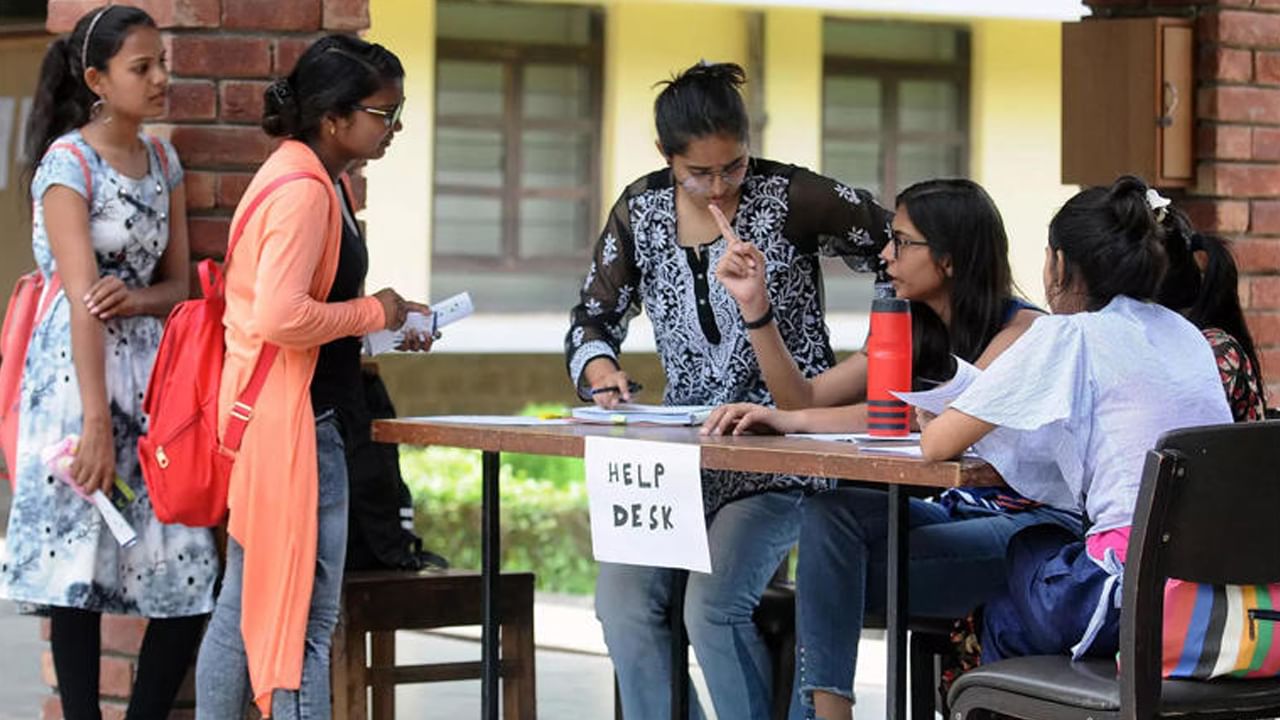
[371,419,1000,720]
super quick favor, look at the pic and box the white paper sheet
[891,356,981,415]
[364,291,474,355]
[403,415,573,426]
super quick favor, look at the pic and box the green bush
[400,445,598,595]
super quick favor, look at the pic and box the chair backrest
[1120,420,1280,716]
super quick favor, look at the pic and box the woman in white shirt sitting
[920,175,1233,662]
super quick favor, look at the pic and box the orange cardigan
[217,140,384,714]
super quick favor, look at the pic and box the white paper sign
[584,437,711,574]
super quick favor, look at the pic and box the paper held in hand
[572,404,714,426]
[584,437,711,573]
[363,291,474,355]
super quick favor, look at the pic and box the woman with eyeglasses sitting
[703,178,1085,720]
[565,60,894,719]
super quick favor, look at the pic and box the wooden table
[373,420,999,720]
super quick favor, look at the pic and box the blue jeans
[596,489,806,720]
[789,487,1082,719]
[195,414,350,719]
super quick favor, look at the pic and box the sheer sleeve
[950,316,1092,512]
[781,168,895,273]
[565,193,642,399]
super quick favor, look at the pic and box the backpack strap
[219,170,327,454]
[46,141,93,199]
[146,135,170,185]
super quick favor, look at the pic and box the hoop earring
[90,98,112,125]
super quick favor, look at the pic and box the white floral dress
[0,131,217,617]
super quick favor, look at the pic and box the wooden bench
[331,569,537,719]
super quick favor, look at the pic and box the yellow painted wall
[601,2,749,201]
[762,8,822,169]
[364,0,435,302]
[969,18,1075,304]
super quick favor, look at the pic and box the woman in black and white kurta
[564,62,892,720]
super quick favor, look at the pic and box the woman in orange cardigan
[194,35,430,718]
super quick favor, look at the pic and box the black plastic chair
[948,420,1280,720]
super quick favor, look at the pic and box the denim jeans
[195,413,349,719]
[596,489,806,720]
[789,487,1082,719]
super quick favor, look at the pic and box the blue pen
[591,381,643,396]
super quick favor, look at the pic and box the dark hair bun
[1105,175,1158,247]
[680,60,746,88]
[261,78,299,137]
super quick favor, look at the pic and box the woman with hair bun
[1,6,214,718]
[194,34,432,718]
[565,60,893,719]
[1157,208,1267,421]
[920,175,1233,664]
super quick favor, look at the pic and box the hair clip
[1145,188,1172,223]
[269,81,292,104]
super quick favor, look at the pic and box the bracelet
[743,304,774,330]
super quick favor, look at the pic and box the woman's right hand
[584,358,633,409]
[709,205,769,320]
[72,417,116,496]
[701,402,799,436]
[372,288,407,330]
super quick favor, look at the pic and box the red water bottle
[866,283,912,437]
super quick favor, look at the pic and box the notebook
[571,404,715,426]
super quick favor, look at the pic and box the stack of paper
[571,404,715,426]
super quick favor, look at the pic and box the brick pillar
[1084,0,1280,400]
[39,1,370,717]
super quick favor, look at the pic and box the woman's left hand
[84,276,139,321]
[396,301,437,352]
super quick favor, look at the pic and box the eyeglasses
[677,157,749,194]
[356,99,405,128]
[890,234,930,259]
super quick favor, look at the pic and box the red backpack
[138,170,321,527]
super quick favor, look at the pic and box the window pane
[434,195,503,256]
[437,60,503,116]
[824,76,880,132]
[824,20,961,63]
[897,143,963,191]
[900,80,959,133]
[435,127,503,188]
[521,198,588,258]
[522,130,590,189]
[524,64,590,120]
[432,269,584,313]
[438,1,592,46]
[823,140,881,201]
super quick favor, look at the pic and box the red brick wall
[47,0,370,262]
[39,2,370,716]
[1085,0,1280,400]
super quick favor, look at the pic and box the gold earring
[330,124,336,136]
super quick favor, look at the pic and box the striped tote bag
[1163,580,1280,679]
